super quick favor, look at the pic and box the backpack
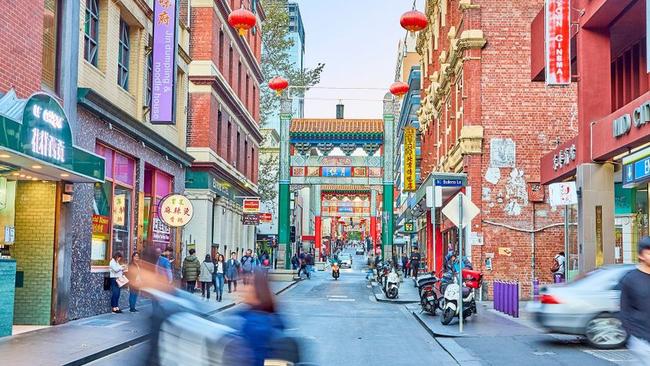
[242,256,253,272]
[550,260,560,273]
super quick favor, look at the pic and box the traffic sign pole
[458,193,464,333]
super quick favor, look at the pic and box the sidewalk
[0,280,296,366]
[370,276,420,304]
[409,301,539,338]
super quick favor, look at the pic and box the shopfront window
[42,0,60,91]
[143,166,173,253]
[92,144,135,268]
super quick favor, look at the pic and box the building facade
[185,0,264,263]
[414,0,577,297]
[538,0,648,273]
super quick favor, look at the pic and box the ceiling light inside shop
[60,173,69,177]
[31,178,37,181]
[32,165,42,169]
[19,174,25,178]
[26,175,32,179]
[12,172,19,176]
[0,154,10,158]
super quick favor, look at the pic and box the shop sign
[548,181,577,206]
[152,217,171,242]
[242,213,259,225]
[112,194,126,226]
[4,225,15,244]
[151,0,178,124]
[243,198,260,213]
[210,178,232,198]
[159,194,194,227]
[20,94,73,166]
[552,144,576,171]
[404,126,417,192]
[259,212,273,223]
[545,0,571,85]
[612,100,650,138]
[322,167,351,177]
[622,154,650,187]
[404,221,415,232]
[92,215,110,234]
[498,247,513,256]
[435,179,463,187]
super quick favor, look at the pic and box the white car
[338,254,352,268]
[528,264,635,349]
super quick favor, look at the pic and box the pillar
[370,189,378,253]
[381,94,395,256]
[278,97,292,269]
[426,210,433,271]
[184,190,215,263]
[313,185,322,258]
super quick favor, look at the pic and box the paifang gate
[276,95,398,268]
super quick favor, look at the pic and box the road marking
[327,295,348,298]
[328,298,355,302]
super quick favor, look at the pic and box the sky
[293,0,424,119]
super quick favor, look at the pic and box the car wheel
[585,314,628,349]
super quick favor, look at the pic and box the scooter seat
[462,287,471,297]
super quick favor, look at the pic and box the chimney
[336,103,344,119]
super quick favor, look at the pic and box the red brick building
[413,0,577,297]
[185,0,264,262]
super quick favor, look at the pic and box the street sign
[243,198,260,213]
[242,213,259,225]
[259,212,273,223]
[435,179,463,187]
[441,192,479,229]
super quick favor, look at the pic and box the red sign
[92,215,110,235]
[243,198,260,213]
[259,212,273,223]
[545,0,570,85]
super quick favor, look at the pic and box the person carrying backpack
[241,249,254,285]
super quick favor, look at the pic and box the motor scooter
[384,266,400,299]
[331,262,340,280]
[416,273,444,315]
[440,269,482,325]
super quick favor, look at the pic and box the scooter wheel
[387,287,398,299]
[441,307,455,325]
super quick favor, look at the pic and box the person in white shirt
[109,252,127,313]
[553,251,566,283]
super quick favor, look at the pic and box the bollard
[509,282,515,317]
[503,282,509,315]
[533,278,539,302]
[496,281,502,312]
[514,282,520,318]
[507,282,513,316]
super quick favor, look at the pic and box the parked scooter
[384,266,400,299]
[331,262,340,280]
[416,273,444,315]
[440,269,482,325]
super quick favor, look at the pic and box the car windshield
[569,266,633,290]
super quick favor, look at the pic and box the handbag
[116,275,130,288]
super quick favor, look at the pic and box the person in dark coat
[182,248,201,293]
[410,247,421,281]
[225,252,240,293]
[401,253,409,277]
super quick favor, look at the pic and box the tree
[257,150,279,214]
[259,0,325,127]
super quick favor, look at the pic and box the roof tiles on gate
[290,119,384,134]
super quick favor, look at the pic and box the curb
[410,311,482,365]
[69,281,298,365]
[411,310,467,338]
[371,283,419,304]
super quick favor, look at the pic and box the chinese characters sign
[322,167,351,177]
[112,194,126,226]
[545,0,571,85]
[20,93,72,167]
[403,126,417,192]
[92,215,110,234]
[159,194,194,227]
[552,144,576,171]
[151,0,177,124]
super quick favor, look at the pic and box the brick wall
[0,0,43,97]
[12,182,57,325]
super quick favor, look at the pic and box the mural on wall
[504,168,529,216]
[485,167,501,184]
[490,138,516,168]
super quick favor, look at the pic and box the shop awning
[0,91,104,183]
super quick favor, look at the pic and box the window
[227,121,232,162]
[244,139,248,175]
[143,167,173,253]
[84,0,99,66]
[228,46,234,83]
[217,110,222,152]
[219,31,225,71]
[92,144,136,267]
[611,39,648,111]
[245,74,250,110]
[118,19,130,90]
[145,51,153,108]
[236,131,241,168]
[238,61,242,96]
[42,0,60,91]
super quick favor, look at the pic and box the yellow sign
[112,194,126,226]
[404,126,417,192]
[498,247,513,256]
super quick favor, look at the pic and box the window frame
[84,0,100,66]
[117,19,130,90]
[42,0,62,93]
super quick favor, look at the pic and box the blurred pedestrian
[410,247,421,281]
[226,252,240,293]
[182,248,200,293]
[290,253,299,270]
[551,251,565,283]
[214,254,226,301]
[306,251,314,274]
[109,252,127,313]
[401,253,409,277]
[199,254,214,300]
[127,251,142,312]
[156,246,173,284]
[235,271,285,366]
[242,249,254,284]
[619,237,650,365]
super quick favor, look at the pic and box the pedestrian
[241,249,254,285]
[306,251,314,274]
[366,254,375,280]
[199,254,214,300]
[214,254,226,302]
[109,252,127,313]
[127,251,142,312]
[298,255,309,279]
[156,246,174,284]
[401,253,409,277]
[182,248,200,293]
[290,253,299,270]
[551,251,566,283]
[619,237,650,365]
[225,252,240,293]
[410,247,421,281]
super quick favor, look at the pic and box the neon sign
[31,128,65,163]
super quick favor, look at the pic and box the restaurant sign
[20,93,73,166]
[552,144,576,171]
[159,194,194,227]
[404,126,417,192]
[151,0,178,124]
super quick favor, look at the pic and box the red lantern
[268,76,289,95]
[400,10,428,34]
[228,8,256,36]
[389,81,410,98]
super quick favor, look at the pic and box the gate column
[381,94,395,257]
[278,98,292,269]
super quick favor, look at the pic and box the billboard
[404,126,417,191]
[151,0,178,124]
[545,0,571,85]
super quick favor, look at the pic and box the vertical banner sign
[151,0,178,124]
[403,126,417,192]
[595,205,603,267]
[545,0,571,85]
